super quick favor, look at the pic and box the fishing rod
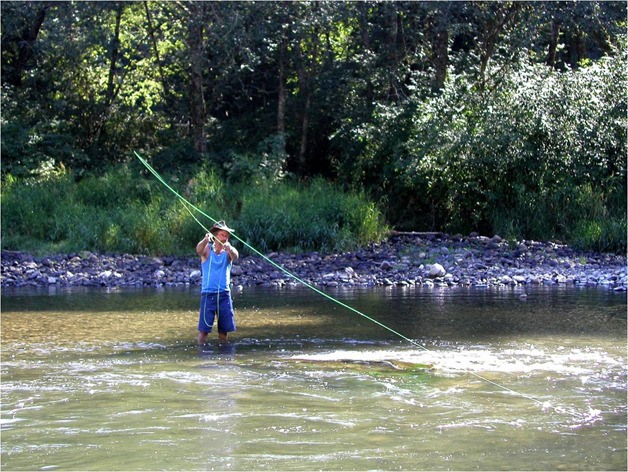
[135,150,424,350]
[134,151,588,421]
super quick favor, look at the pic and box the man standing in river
[196,220,239,344]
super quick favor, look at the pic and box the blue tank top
[201,247,232,293]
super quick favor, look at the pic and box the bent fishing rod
[134,151,587,421]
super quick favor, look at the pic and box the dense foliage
[1,167,386,255]
[1,1,626,253]
[338,47,627,251]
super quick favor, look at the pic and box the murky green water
[1,285,626,471]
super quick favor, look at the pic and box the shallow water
[1,285,626,471]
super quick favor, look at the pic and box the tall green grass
[5,164,621,256]
[235,178,385,253]
[1,167,388,256]
[488,183,626,253]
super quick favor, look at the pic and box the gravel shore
[2,233,626,291]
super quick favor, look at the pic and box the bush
[1,172,75,248]
[1,167,388,256]
[336,43,627,253]
[1,119,91,178]
[235,178,387,253]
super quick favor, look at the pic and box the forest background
[1,1,626,256]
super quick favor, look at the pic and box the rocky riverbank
[2,233,626,291]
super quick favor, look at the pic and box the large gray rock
[428,263,446,278]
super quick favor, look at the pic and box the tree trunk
[187,3,207,154]
[89,2,124,146]
[143,1,170,101]
[277,39,287,138]
[429,5,450,92]
[477,3,520,91]
[105,4,122,106]
[297,93,311,173]
[295,24,319,175]
[385,4,400,101]
[546,19,560,67]
[6,3,51,87]
[567,29,585,69]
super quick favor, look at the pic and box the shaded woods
[1,1,626,254]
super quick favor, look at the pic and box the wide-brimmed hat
[209,220,235,235]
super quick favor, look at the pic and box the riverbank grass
[1,167,388,256]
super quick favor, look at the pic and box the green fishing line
[134,150,426,351]
[135,150,586,419]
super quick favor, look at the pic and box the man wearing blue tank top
[196,221,239,344]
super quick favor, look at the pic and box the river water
[1,285,626,471]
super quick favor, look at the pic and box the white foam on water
[290,345,623,377]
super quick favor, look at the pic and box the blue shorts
[198,292,236,334]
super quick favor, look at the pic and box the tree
[182,1,208,154]
[1,1,625,252]
[425,3,451,92]
[1,1,53,87]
